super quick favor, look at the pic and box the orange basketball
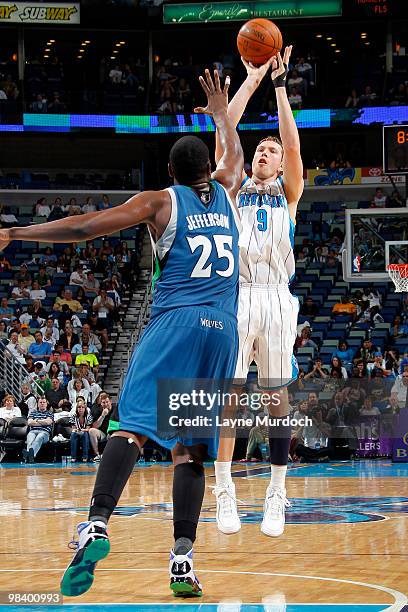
[237,18,283,66]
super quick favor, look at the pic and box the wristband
[272,63,288,88]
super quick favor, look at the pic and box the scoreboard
[383,125,408,175]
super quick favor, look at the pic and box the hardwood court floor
[0,460,407,611]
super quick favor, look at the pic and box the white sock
[214,461,233,487]
[269,464,287,490]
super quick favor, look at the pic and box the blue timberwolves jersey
[150,181,241,318]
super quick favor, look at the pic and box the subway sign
[0,2,80,24]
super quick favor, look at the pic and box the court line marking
[0,568,405,611]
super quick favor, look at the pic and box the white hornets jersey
[237,175,295,285]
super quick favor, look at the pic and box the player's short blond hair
[257,136,283,154]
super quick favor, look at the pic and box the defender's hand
[194,69,230,116]
[241,56,274,86]
[271,45,292,88]
[0,229,10,252]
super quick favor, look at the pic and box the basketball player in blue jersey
[0,70,243,597]
[211,47,304,536]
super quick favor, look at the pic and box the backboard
[343,208,408,282]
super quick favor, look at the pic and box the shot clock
[383,125,408,175]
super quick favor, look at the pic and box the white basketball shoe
[213,482,241,534]
[261,486,290,537]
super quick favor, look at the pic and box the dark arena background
[0,0,408,610]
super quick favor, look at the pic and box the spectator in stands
[304,358,329,381]
[11,279,31,301]
[93,287,114,322]
[0,320,7,340]
[358,85,377,107]
[352,359,367,378]
[391,371,408,408]
[48,199,65,221]
[18,383,37,418]
[389,83,408,106]
[345,88,360,108]
[99,240,113,259]
[0,394,21,422]
[45,377,69,411]
[354,339,377,365]
[295,57,313,83]
[0,298,13,322]
[295,325,319,351]
[83,270,100,295]
[80,322,102,353]
[371,188,388,208]
[332,340,354,374]
[388,190,404,208]
[300,297,319,317]
[288,86,302,109]
[72,332,98,355]
[29,280,46,301]
[360,396,380,416]
[40,317,59,343]
[75,344,99,373]
[287,69,306,96]
[330,356,348,379]
[35,197,51,217]
[48,92,66,113]
[385,349,400,377]
[368,305,384,327]
[48,361,64,384]
[51,343,72,367]
[18,324,35,353]
[24,354,35,374]
[53,289,83,313]
[97,195,112,211]
[109,65,122,84]
[23,397,54,463]
[31,93,48,113]
[88,311,109,350]
[6,331,26,363]
[38,247,57,268]
[0,254,11,273]
[47,350,70,378]
[70,264,87,287]
[28,331,52,360]
[35,369,52,395]
[68,379,89,406]
[89,392,112,461]
[35,267,52,289]
[293,404,331,462]
[367,352,391,378]
[83,196,96,214]
[87,371,102,405]
[66,197,82,216]
[2,74,18,99]
[392,315,408,338]
[332,295,357,320]
[59,321,79,353]
[70,402,93,462]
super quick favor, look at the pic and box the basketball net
[387,264,408,293]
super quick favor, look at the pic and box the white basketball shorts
[234,283,299,389]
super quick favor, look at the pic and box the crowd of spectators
[0,199,142,463]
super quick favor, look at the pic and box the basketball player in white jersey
[211,47,304,536]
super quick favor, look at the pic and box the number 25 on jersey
[187,234,234,278]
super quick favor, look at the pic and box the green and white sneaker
[60,520,110,597]
[169,548,203,597]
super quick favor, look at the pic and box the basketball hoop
[387,264,408,292]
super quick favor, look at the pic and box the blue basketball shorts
[118,306,238,457]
